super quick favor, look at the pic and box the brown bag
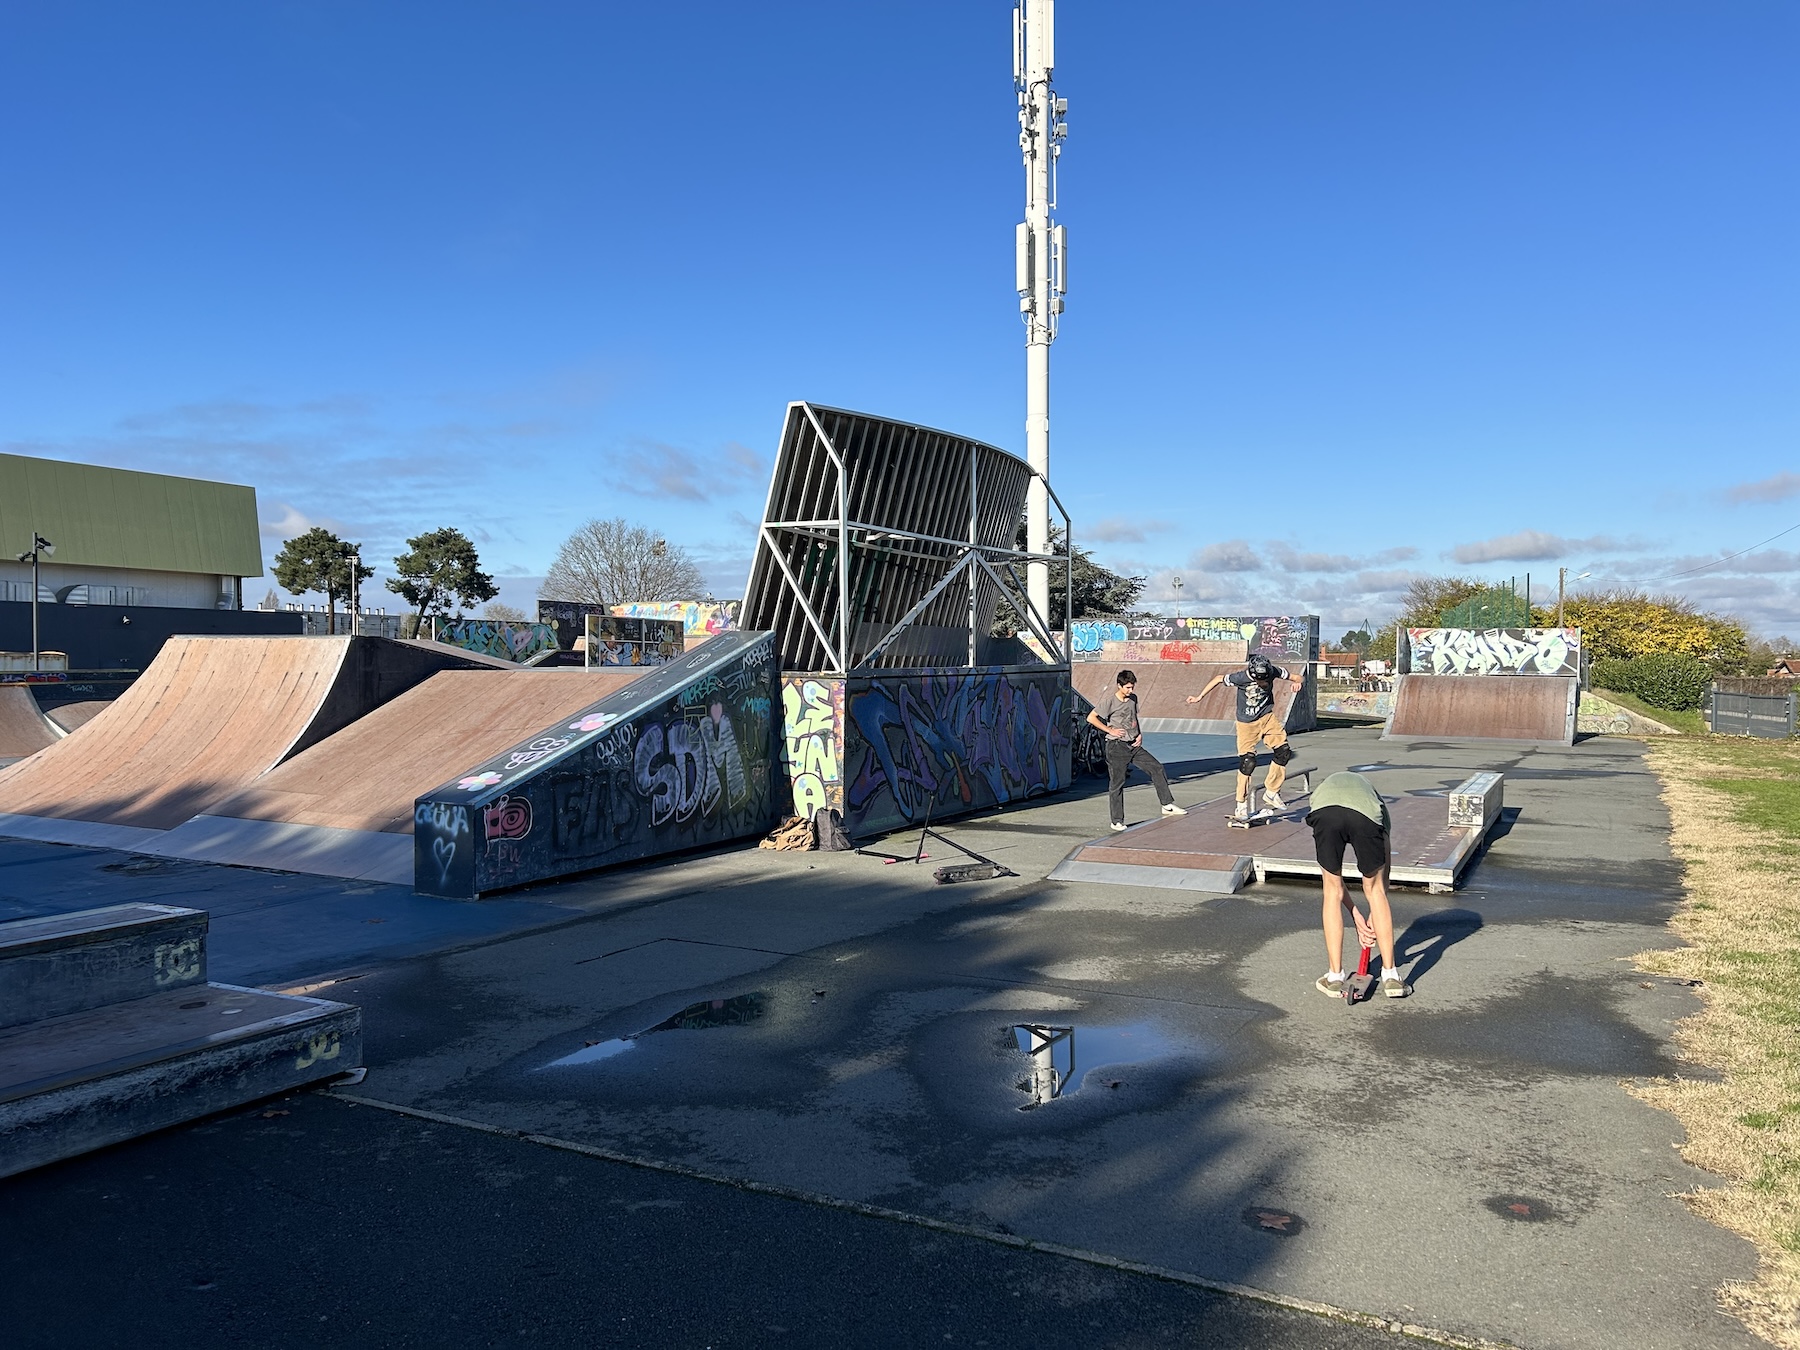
[758,815,815,851]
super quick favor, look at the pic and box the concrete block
[0,982,360,1179]
[0,905,207,1030]
[1448,772,1504,830]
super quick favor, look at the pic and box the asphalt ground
[0,725,1761,1348]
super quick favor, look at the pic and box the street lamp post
[14,534,55,673]
[1170,575,1183,623]
[1556,568,1589,629]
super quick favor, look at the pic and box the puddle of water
[542,992,768,1070]
[1009,1021,1179,1109]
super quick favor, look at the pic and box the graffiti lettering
[611,600,740,638]
[1407,628,1580,677]
[1070,620,1127,654]
[295,1030,342,1071]
[845,669,1071,832]
[434,619,560,663]
[503,735,572,772]
[781,677,844,818]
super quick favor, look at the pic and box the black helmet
[1246,653,1276,682]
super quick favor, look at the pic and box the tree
[1542,589,1748,670]
[272,527,372,631]
[387,527,499,623]
[992,527,1146,633]
[541,518,705,606]
[483,602,529,623]
[1338,629,1373,653]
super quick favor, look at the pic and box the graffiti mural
[1406,628,1580,677]
[780,676,846,819]
[843,667,1074,836]
[611,600,740,639]
[584,614,684,667]
[1069,620,1128,655]
[432,619,561,664]
[413,631,779,897]
[1065,615,1317,662]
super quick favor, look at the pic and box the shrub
[1594,652,1712,711]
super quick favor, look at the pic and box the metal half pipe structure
[0,636,501,851]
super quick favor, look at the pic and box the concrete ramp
[1071,662,1310,735]
[148,669,648,884]
[414,631,779,898]
[0,636,500,850]
[0,687,59,763]
[1383,675,1578,746]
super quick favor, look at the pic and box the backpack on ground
[813,809,854,852]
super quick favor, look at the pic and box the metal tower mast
[1014,0,1066,629]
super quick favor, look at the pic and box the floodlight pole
[16,533,54,673]
[1015,0,1066,629]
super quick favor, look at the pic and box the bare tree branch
[540,517,706,606]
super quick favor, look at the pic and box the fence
[1707,686,1797,738]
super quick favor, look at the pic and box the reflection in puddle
[543,993,768,1069]
[1009,1021,1177,1109]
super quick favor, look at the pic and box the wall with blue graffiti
[413,631,779,897]
[430,618,561,664]
[840,666,1075,837]
[1067,615,1318,663]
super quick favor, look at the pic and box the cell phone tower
[1013,0,1067,631]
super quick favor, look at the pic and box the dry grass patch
[1635,735,1800,1346]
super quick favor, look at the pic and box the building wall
[0,559,234,611]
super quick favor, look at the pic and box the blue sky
[1,1,1794,637]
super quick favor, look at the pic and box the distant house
[1769,658,1800,678]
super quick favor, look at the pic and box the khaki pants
[1234,713,1288,798]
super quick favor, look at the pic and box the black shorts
[1307,805,1388,878]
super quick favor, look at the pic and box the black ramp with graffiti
[412,631,779,898]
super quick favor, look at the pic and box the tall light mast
[1014,0,1067,630]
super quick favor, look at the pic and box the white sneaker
[1382,970,1411,998]
[1109,821,1129,833]
[1262,790,1286,811]
[1231,798,1250,821]
[1161,803,1188,816]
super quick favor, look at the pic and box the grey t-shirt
[1226,666,1287,722]
[1308,771,1390,830]
[1093,688,1140,739]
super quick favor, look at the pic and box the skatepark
[0,718,1759,1349]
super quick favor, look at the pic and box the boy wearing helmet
[1188,653,1305,822]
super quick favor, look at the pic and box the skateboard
[1223,774,1312,830]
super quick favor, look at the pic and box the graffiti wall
[431,619,561,664]
[584,614,685,667]
[611,600,740,640]
[841,666,1074,837]
[537,600,608,651]
[1404,628,1581,677]
[780,676,846,819]
[413,631,779,897]
[1067,615,1318,664]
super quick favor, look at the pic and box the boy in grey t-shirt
[1086,669,1185,832]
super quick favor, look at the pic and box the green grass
[1706,779,1800,843]
[1593,687,1708,735]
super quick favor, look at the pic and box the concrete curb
[328,1087,1518,1350]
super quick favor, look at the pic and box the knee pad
[1237,752,1259,777]
[1271,744,1294,766]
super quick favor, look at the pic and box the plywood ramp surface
[206,669,646,834]
[0,638,358,829]
[0,687,58,759]
[43,701,109,734]
[1385,675,1576,745]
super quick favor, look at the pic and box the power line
[1626,520,1800,584]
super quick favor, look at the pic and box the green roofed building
[0,453,264,610]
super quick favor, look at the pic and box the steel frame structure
[742,403,1072,676]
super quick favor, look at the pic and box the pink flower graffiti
[457,771,504,791]
[569,712,619,733]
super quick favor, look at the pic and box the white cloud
[1727,472,1800,506]
[1188,539,1262,572]
[1449,530,1648,564]
[605,439,767,502]
[1087,517,1174,544]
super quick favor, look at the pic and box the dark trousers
[1105,738,1172,824]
